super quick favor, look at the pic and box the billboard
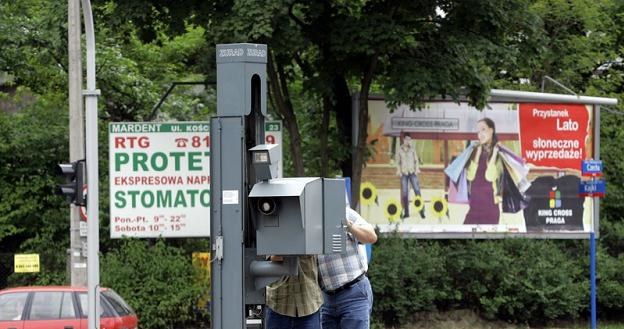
[362,99,599,237]
[109,122,211,238]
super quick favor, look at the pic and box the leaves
[101,239,203,329]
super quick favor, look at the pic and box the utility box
[249,177,346,256]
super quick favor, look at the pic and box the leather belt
[323,273,366,295]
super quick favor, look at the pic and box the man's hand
[269,255,283,262]
[345,218,377,244]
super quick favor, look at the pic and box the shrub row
[369,236,624,327]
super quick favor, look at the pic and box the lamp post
[80,1,100,328]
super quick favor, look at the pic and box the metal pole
[590,105,601,329]
[80,1,100,328]
[489,89,618,105]
[68,0,87,287]
[590,232,597,329]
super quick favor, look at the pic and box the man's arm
[346,208,377,244]
[346,219,377,244]
[414,149,421,174]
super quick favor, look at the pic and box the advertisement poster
[109,122,211,238]
[362,100,596,236]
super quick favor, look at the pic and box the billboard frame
[355,89,616,239]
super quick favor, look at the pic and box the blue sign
[579,179,606,197]
[582,160,603,177]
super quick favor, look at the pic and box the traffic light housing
[56,160,85,206]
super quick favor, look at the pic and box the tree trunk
[351,57,378,208]
[267,52,306,176]
[333,76,353,180]
[320,96,331,177]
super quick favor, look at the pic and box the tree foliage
[101,0,540,204]
[0,92,69,286]
[101,239,204,329]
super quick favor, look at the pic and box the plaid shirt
[318,207,369,291]
[266,255,323,317]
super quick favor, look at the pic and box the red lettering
[115,137,125,148]
[114,136,150,148]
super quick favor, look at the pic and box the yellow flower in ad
[360,181,378,206]
[413,195,424,211]
[430,196,448,218]
[384,198,401,222]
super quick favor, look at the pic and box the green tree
[0,91,70,286]
[0,0,214,287]
[494,0,617,92]
[101,0,540,206]
[101,239,203,329]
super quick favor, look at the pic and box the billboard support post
[590,231,597,329]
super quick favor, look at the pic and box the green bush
[370,238,589,327]
[101,239,203,329]
[597,247,624,314]
[369,236,455,326]
[447,239,584,323]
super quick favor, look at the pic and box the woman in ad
[445,118,530,224]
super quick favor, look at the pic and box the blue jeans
[265,307,321,329]
[321,277,373,329]
[400,173,421,212]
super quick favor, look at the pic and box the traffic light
[56,160,85,206]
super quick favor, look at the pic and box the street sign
[579,179,606,197]
[582,160,603,177]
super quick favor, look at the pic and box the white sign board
[109,122,210,238]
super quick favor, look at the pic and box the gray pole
[68,0,87,287]
[211,43,268,329]
[80,1,100,329]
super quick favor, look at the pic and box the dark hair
[478,117,498,157]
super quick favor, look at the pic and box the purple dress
[464,149,500,224]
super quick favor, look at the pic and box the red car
[0,286,137,329]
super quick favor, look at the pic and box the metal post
[211,43,268,329]
[68,0,87,287]
[80,1,100,328]
[590,105,601,329]
[590,232,597,329]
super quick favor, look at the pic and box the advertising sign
[109,122,210,238]
[14,254,40,273]
[363,100,597,236]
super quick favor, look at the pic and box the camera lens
[257,198,278,216]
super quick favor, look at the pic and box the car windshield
[102,290,134,316]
